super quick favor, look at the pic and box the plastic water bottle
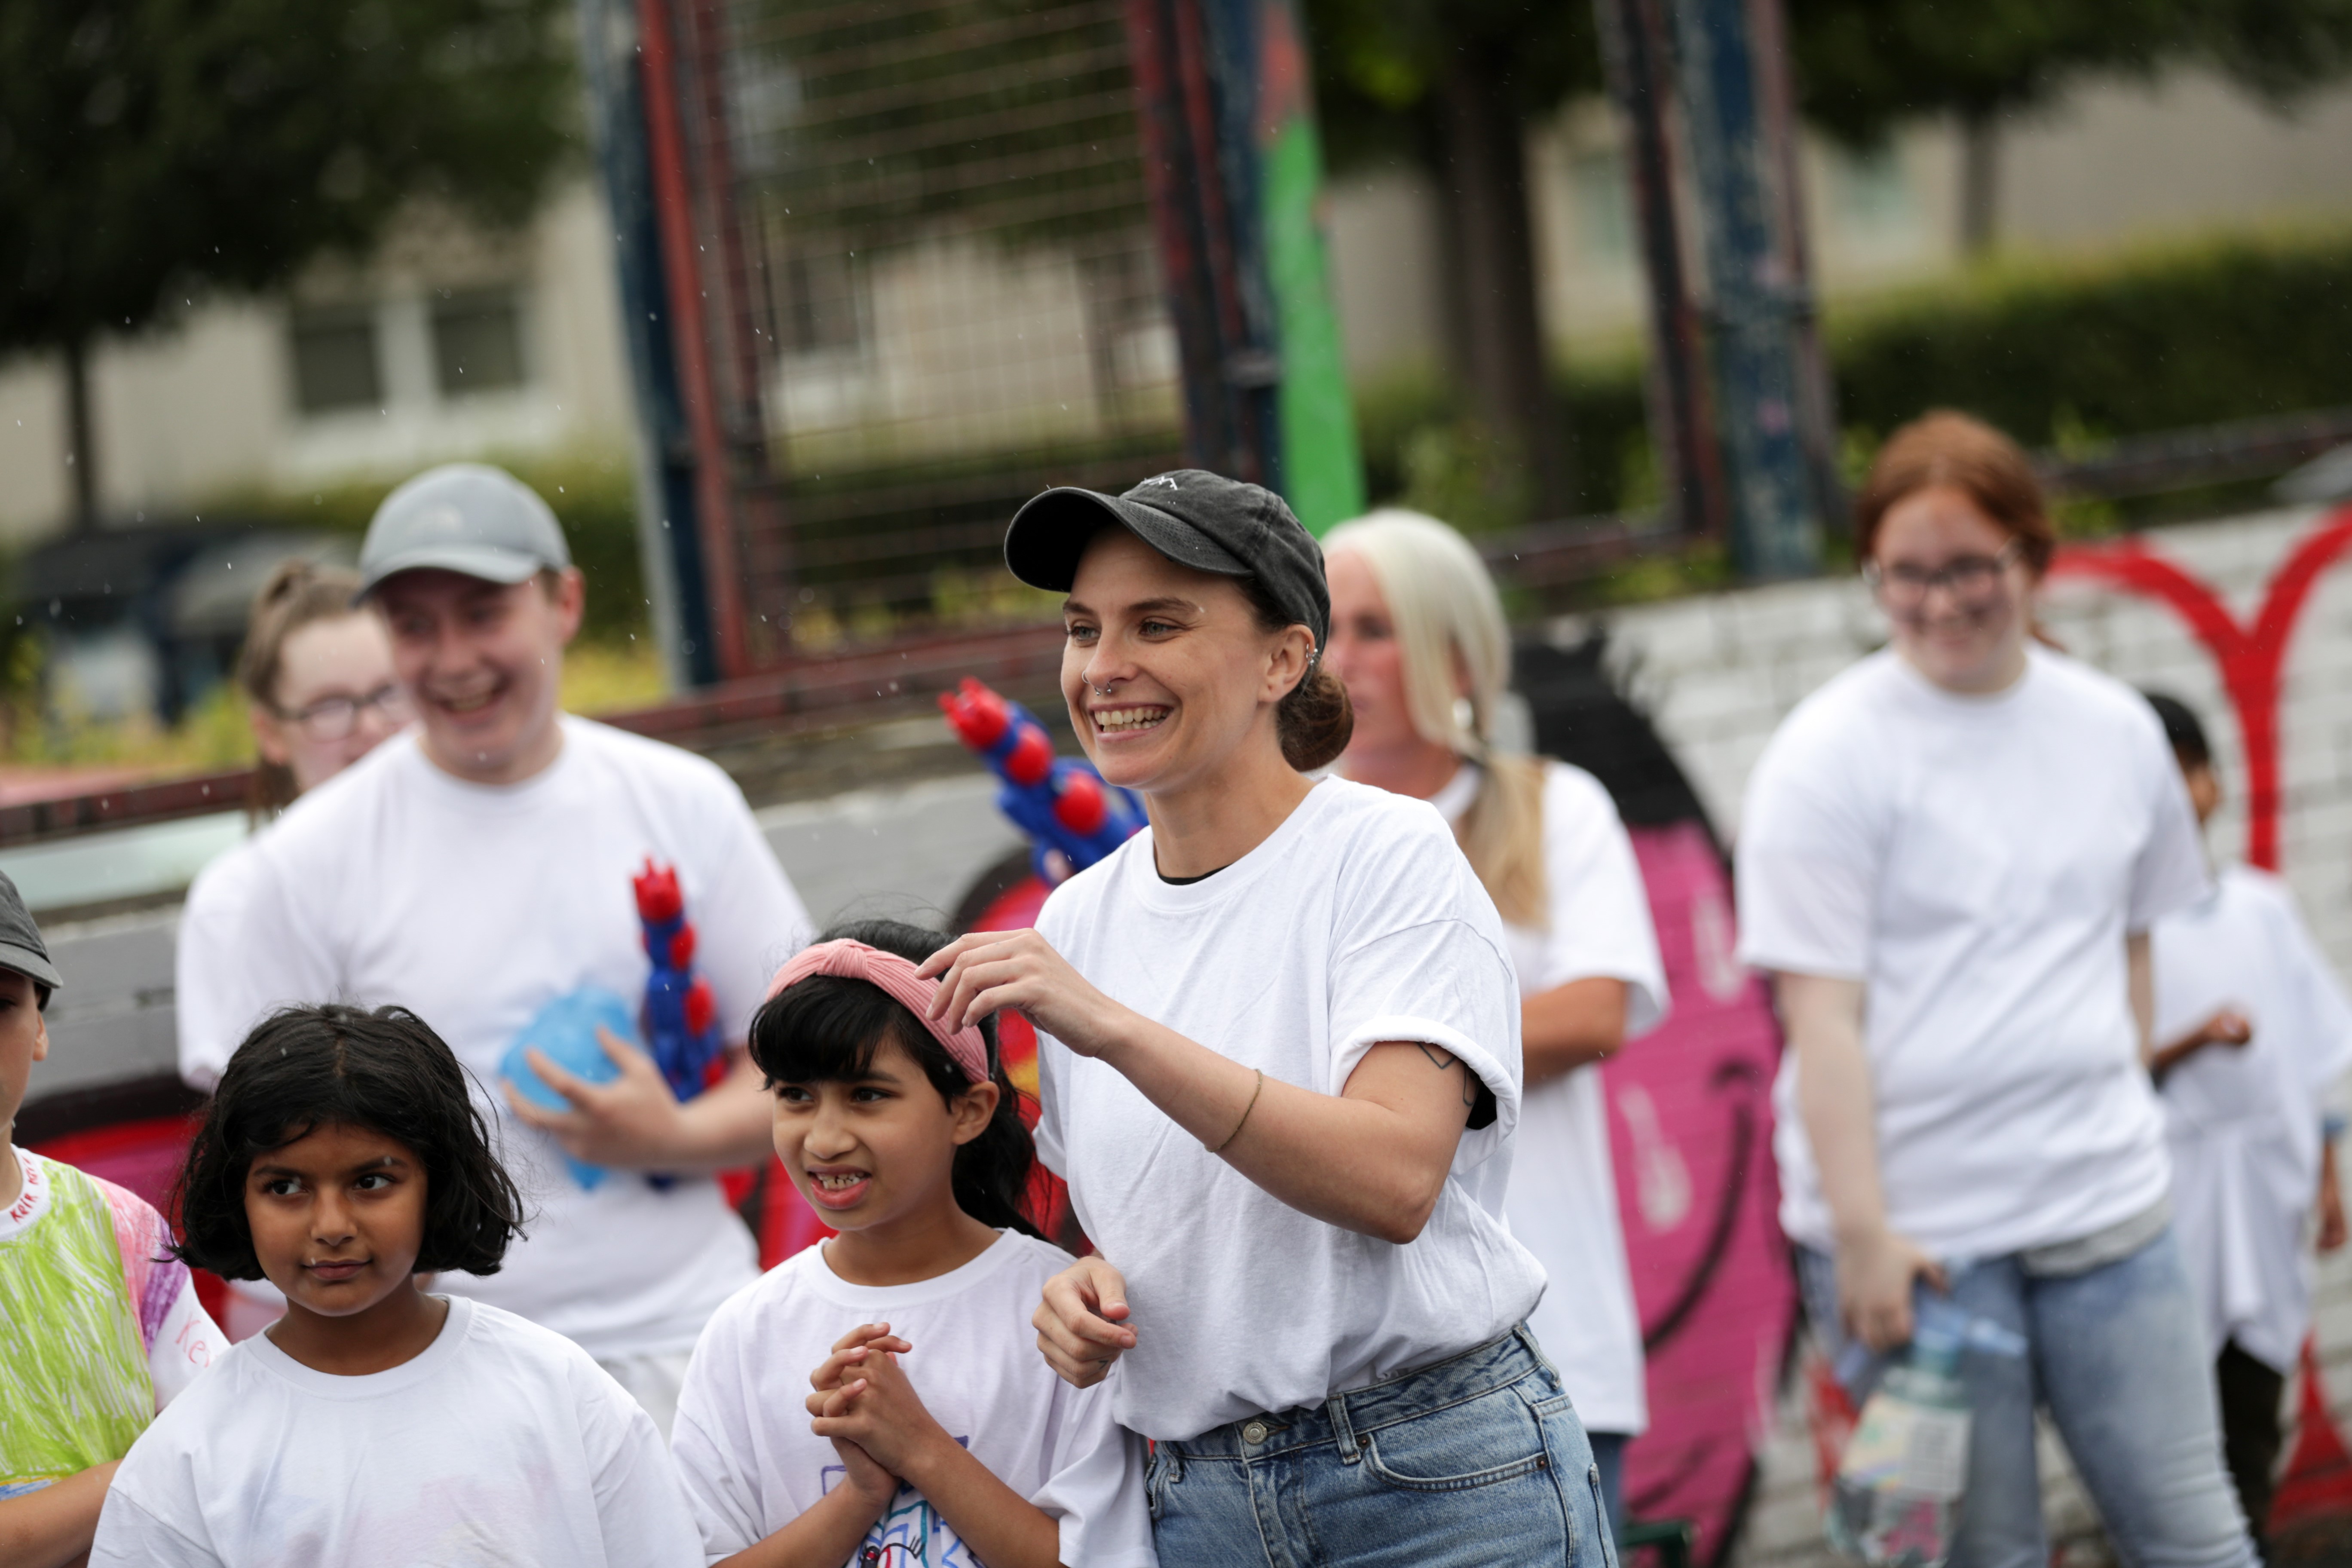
[1827,1293,2024,1567]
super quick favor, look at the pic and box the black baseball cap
[1004,470,1330,650]
[0,870,61,994]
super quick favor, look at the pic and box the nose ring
[1093,681,1116,697]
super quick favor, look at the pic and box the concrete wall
[1544,504,2352,1560]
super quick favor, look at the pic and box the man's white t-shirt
[1431,761,1668,1437]
[672,1231,1155,1568]
[92,1296,703,1567]
[1736,647,2207,1260]
[2154,865,2352,1372]
[1034,776,1545,1441]
[191,719,812,1358]
[177,834,268,1094]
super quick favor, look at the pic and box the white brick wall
[1550,505,2352,1560]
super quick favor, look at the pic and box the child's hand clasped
[806,1325,956,1481]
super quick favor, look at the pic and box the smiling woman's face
[1059,527,1302,796]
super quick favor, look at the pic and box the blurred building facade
[1,65,2349,545]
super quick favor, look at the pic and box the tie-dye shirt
[0,1147,221,1497]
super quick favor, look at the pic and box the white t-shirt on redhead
[1034,775,1545,1442]
[92,1296,703,1567]
[672,1232,1155,1568]
[1432,760,1667,1437]
[1736,646,2207,1260]
[197,718,812,1360]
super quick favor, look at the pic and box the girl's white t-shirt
[92,1296,704,1567]
[189,719,812,1360]
[2154,865,2352,1372]
[1736,647,2208,1260]
[1430,761,1668,1437]
[671,1231,1154,1568]
[1034,775,1545,1441]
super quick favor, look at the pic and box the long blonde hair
[1324,510,1547,927]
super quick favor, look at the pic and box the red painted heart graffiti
[2048,504,2352,871]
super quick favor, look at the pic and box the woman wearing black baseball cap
[919,471,1601,1565]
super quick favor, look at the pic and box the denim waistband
[1165,1326,1559,1461]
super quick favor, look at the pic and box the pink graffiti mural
[1614,819,1798,1558]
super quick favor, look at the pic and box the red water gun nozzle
[634,858,684,923]
[940,677,1012,750]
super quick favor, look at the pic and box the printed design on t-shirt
[95,1172,191,1353]
[0,1157,156,1484]
[822,1438,979,1567]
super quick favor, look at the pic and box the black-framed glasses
[1862,539,2024,608]
[280,684,412,741]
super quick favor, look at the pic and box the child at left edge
[0,869,221,1568]
[89,1004,704,1567]
[670,919,1155,1568]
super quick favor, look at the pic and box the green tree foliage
[1788,0,2352,144]
[0,0,575,521]
[1305,0,1602,167]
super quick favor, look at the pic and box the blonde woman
[1323,508,1669,1537]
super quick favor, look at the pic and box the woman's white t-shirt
[92,1296,704,1567]
[2154,865,2352,1372]
[1034,775,1545,1441]
[1736,647,2207,1260]
[1431,761,1668,1437]
[671,1231,1155,1568]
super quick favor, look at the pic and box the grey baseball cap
[0,870,62,994]
[1004,469,1329,649]
[357,463,571,597]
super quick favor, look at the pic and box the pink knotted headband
[763,939,991,1084]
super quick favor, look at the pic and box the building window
[289,306,382,415]
[1569,149,1634,265]
[432,288,527,396]
[1830,144,1913,234]
[780,250,864,355]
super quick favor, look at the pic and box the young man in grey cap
[195,463,808,1431]
[3,868,223,1559]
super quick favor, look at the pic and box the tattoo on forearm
[1416,1044,1478,1110]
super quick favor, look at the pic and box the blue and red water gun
[634,859,725,1099]
[940,677,1145,880]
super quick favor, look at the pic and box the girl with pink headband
[667,919,1152,1568]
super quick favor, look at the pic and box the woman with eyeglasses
[1736,412,2254,1564]
[175,558,412,1336]
[174,557,411,1207]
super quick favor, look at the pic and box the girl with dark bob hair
[94,1005,705,1566]
[172,1004,523,1280]
[668,919,1152,1567]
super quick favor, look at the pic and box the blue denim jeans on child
[1144,1325,1614,1568]
[1801,1226,2254,1568]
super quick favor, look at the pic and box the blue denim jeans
[1145,1325,1615,1568]
[1800,1228,2255,1568]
